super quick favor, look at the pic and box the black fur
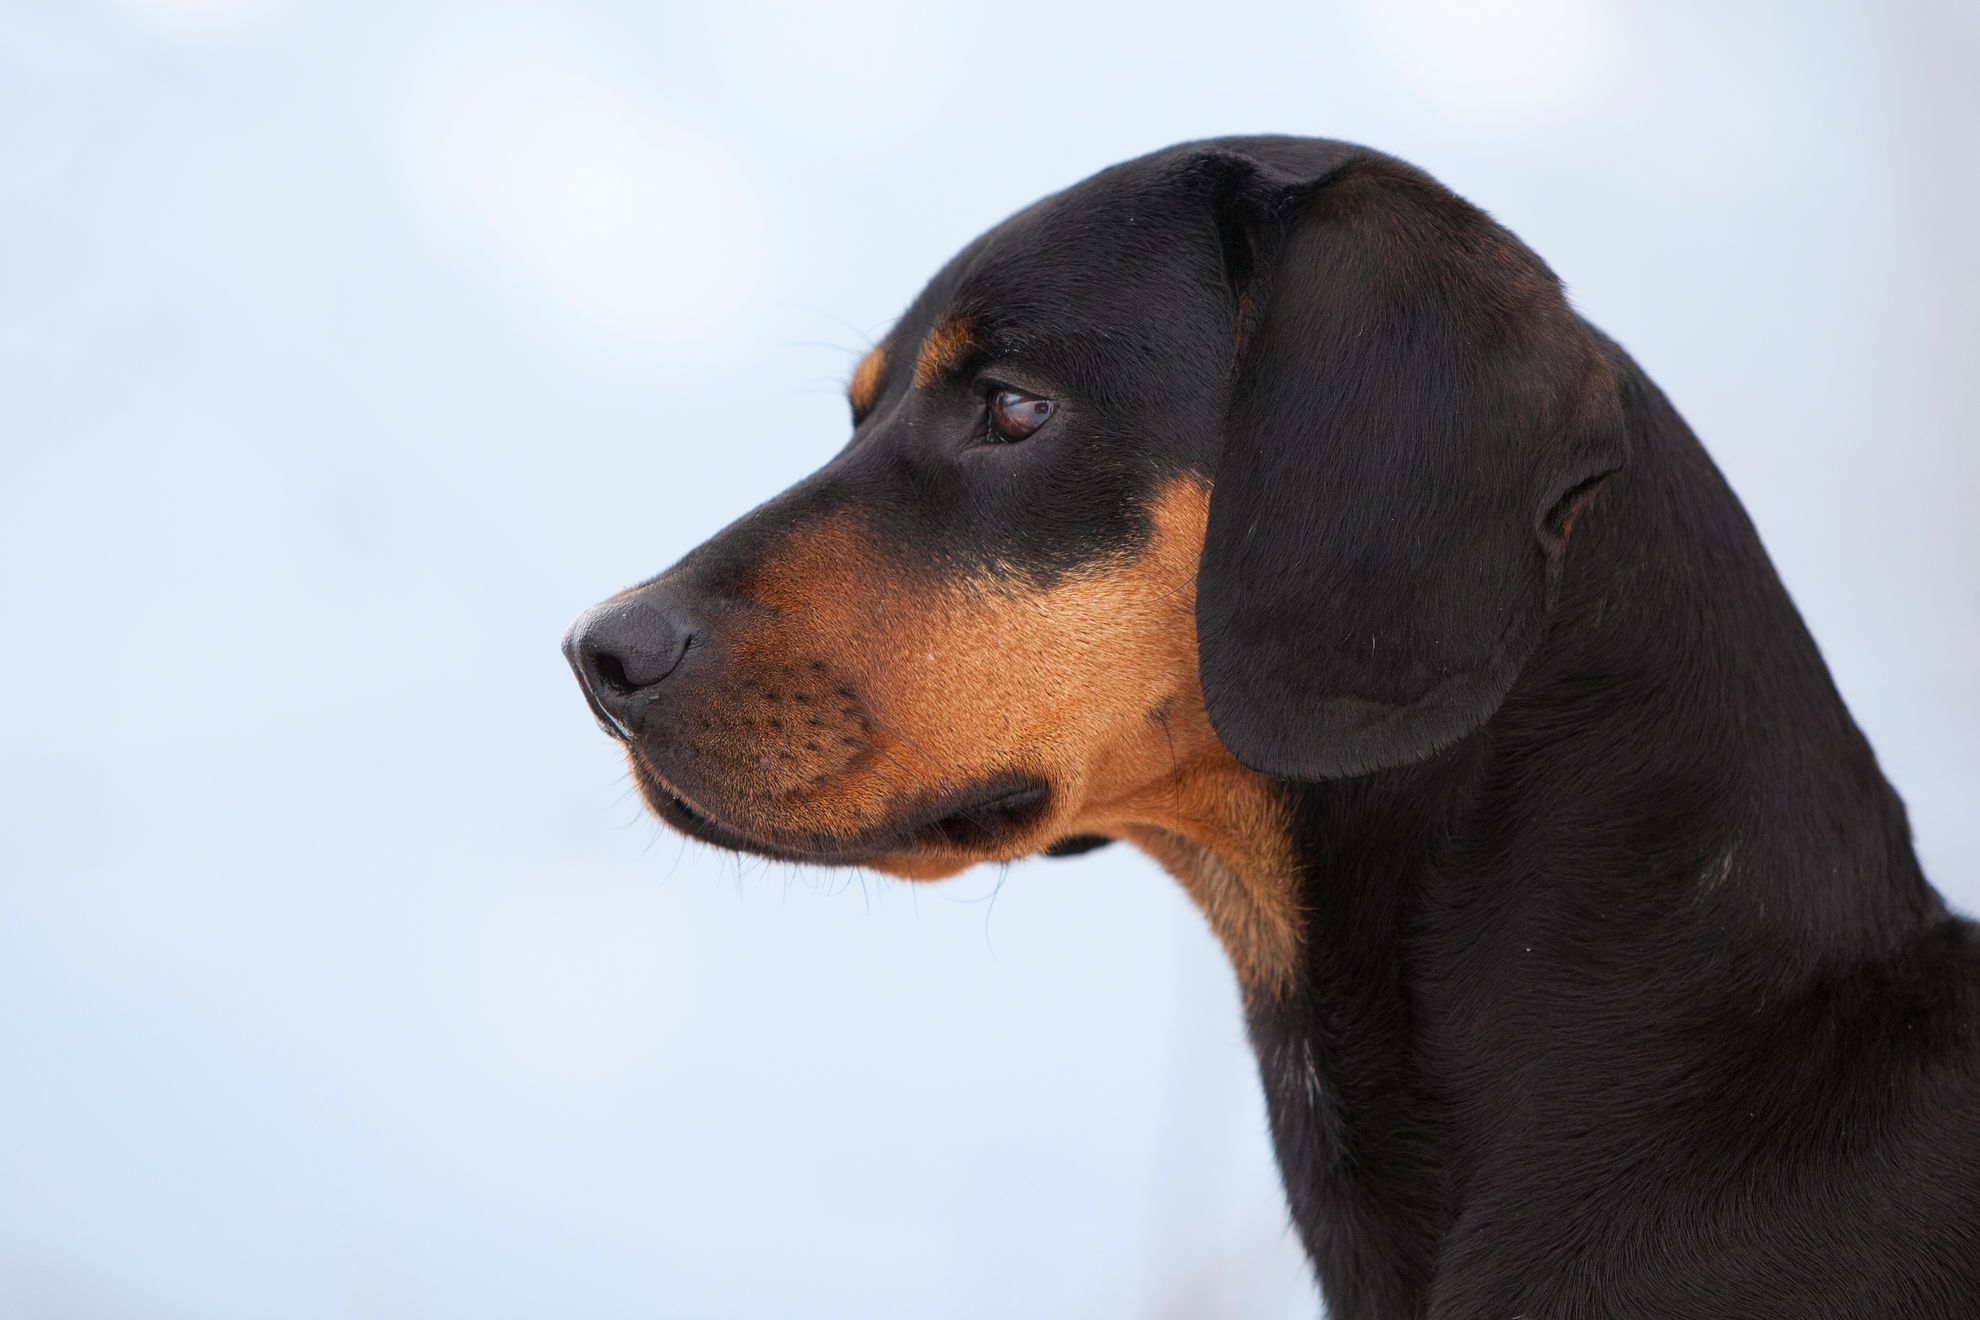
[1198,146,1627,779]
[566,137,1980,1317]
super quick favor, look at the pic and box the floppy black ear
[1195,152,1627,781]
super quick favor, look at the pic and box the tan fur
[848,347,885,417]
[640,478,1303,994]
[1126,822,1302,998]
[913,318,973,389]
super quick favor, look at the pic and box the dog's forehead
[934,163,1224,324]
[873,162,1234,411]
[905,134,1362,331]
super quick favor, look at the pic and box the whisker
[1156,705,1183,837]
[777,302,895,353]
[850,701,950,777]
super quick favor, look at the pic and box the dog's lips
[651,789,822,862]
[907,779,1050,851]
[644,768,1053,866]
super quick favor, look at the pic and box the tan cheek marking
[709,479,1304,995]
[913,318,973,389]
[848,347,885,417]
[1025,479,1301,993]
[894,481,1305,993]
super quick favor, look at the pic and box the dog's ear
[1194,151,1627,781]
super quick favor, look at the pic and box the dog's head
[564,137,1625,881]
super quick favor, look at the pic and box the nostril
[584,634,692,697]
[590,648,638,697]
[583,633,691,697]
[566,596,697,707]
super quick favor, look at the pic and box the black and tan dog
[563,138,1979,1318]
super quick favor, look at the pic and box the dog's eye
[987,390,1054,443]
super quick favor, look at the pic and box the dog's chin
[634,765,1056,875]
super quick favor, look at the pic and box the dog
[562,137,1980,1319]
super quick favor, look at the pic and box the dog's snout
[563,595,697,735]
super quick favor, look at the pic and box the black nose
[562,594,696,737]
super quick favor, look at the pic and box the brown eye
[987,389,1055,442]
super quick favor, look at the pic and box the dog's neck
[1168,351,1949,1320]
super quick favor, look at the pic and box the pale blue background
[2,1,1975,1316]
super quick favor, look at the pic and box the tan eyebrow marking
[848,347,886,417]
[913,318,974,389]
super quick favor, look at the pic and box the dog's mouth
[910,780,1051,850]
[649,788,811,861]
[640,768,1054,867]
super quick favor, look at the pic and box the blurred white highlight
[713,0,959,154]
[1356,0,1624,131]
[402,28,765,347]
[473,865,690,1083]
[109,0,298,36]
